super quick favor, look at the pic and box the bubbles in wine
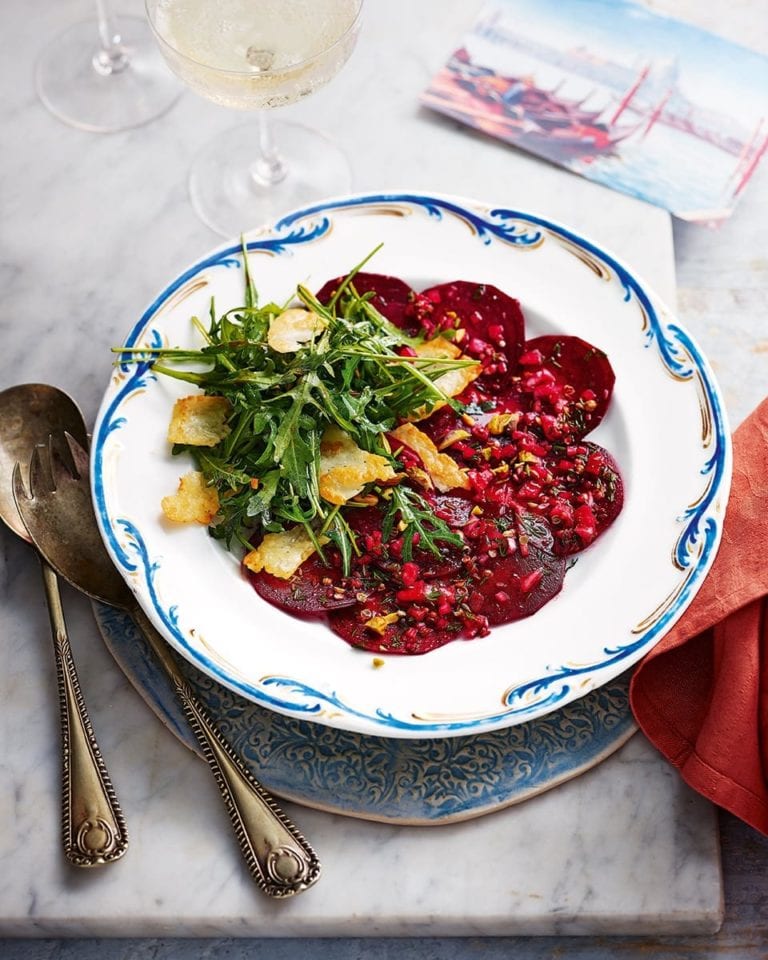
[245,47,275,71]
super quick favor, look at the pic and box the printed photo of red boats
[422,0,768,223]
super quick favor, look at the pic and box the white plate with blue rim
[92,191,731,740]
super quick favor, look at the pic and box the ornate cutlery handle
[130,603,320,898]
[40,560,128,866]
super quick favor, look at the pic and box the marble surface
[0,580,724,933]
[3,0,767,950]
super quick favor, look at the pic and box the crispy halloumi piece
[167,395,232,447]
[390,423,470,493]
[267,307,327,353]
[161,471,220,524]
[414,336,462,360]
[430,363,481,405]
[243,526,328,580]
[318,426,397,505]
[407,337,482,422]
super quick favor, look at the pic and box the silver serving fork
[13,434,320,899]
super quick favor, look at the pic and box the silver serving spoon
[0,384,127,866]
[14,431,320,898]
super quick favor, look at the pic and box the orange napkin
[630,397,768,835]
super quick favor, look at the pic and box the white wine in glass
[146,0,363,236]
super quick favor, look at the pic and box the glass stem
[93,0,129,76]
[251,111,289,186]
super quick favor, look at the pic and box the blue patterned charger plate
[94,602,636,824]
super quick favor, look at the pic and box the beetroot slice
[430,492,475,528]
[468,514,566,623]
[376,545,464,581]
[315,272,414,328]
[244,553,358,616]
[416,281,525,377]
[546,442,624,556]
[419,385,529,470]
[348,500,465,580]
[521,335,615,438]
[345,502,384,539]
[328,591,460,655]
[470,549,565,624]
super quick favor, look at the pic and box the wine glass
[145,0,363,237]
[36,1,182,133]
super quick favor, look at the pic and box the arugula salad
[122,249,624,655]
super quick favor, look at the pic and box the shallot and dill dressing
[117,250,624,655]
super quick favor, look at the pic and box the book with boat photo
[423,0,768,223]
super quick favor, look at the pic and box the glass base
[189,119,353,237]
[36,16,182,133]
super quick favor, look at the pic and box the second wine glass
[146,0,363,237]
[36,2,182,133]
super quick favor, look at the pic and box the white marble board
[0,0,723,937]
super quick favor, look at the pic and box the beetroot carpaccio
[244,272,623,655]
